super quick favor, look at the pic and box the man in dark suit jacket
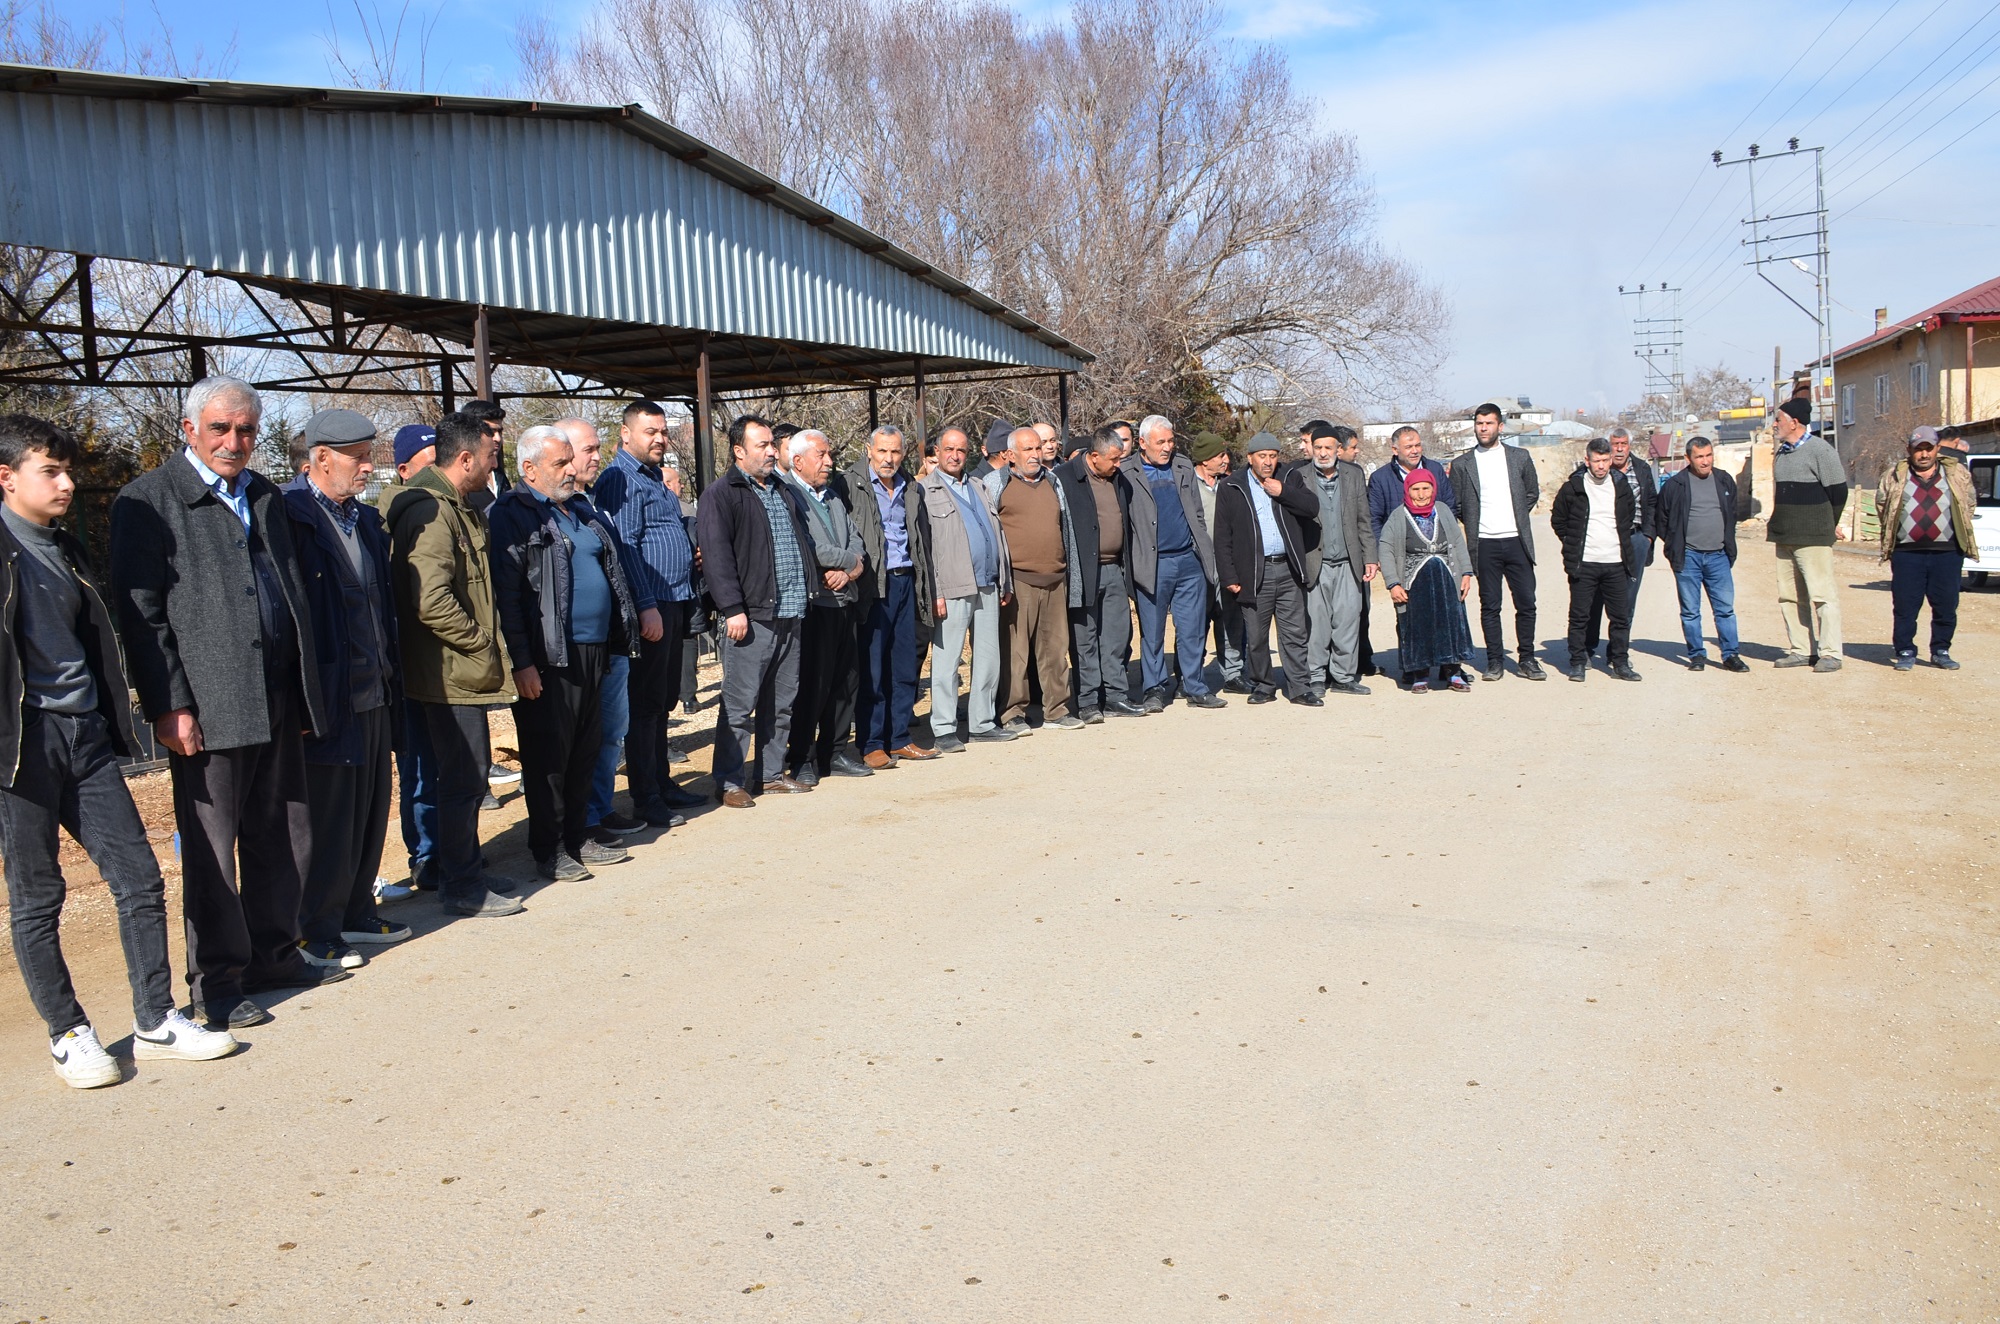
[1367,425,1457,542]
[281,410,410,974]
[1448,403,1547,681]
[1054,426,1142,720]
[1212,434,1321,705]
[110,376,336,1031]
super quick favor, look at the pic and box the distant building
[1828,275,2000,475]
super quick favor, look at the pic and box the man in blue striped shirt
[590,401,690,825]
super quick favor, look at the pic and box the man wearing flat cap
[1768,397,1848,672]
[1189,432,1247,693]
[110,376,339,1031]
[1877,425,1975,671]
[1212,433,1320,704]
[282,410,410,972]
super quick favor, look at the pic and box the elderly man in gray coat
[782,429,875,782]
[1299,423,1379,696]
[1118,414,1224,711]
[110,376,339,1031]
[917,427,1014,751]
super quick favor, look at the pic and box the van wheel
[1971,572,1990,588]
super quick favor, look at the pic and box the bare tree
[320,0,441,92]
[1682,362,1757,417]
[515,0,1445,434]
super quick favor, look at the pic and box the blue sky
[57,0,2000,417]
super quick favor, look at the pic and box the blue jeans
[395,696,439,887]
[1135,548,1211,696]
[1675,549,1739,660]
[587,652,630,826]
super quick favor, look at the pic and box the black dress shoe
[598,811,643,833]
[1221,678,1253,695]
[658,783,708,809]
[1609,663,1643,681]
[1246,689,1277,705]
[203,997,271,1029]
[1109,699,1149,717]
[1482,663,1504,682]
[1185,692,1227,709]
[1518,658,1547,681]
[1719,656,1750,673]
[1327,680,1371,696]
[1141,691,1166,715]
[244,963,350,993]
[827,751,875,777]
[786,766,821,788]
[1687,655,1707,671]
[1289,692,1324,707]
[1567,664,1587,682]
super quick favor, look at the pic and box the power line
[1752,0,1908,144]
[1713,0,1862,149]
[1791,0,1976,139]
[1838,96,2000,212]
[1831,57,2000,201]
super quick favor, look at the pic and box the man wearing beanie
[1768,397,1848,672]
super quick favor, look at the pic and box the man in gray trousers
[917,427,1014,751]
[697,415,819,807]
[1299,423,1378,697]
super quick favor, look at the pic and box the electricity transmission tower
[1618,283,1683,423]
[1713,139,1835,451]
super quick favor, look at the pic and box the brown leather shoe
[890,743,940,761]
[862,749,896,770]
[765,774,814,794]
[719,787,755,809]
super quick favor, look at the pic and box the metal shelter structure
[0,64,1091,486]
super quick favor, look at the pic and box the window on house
[1841,383,1856,426]
[1874,374,1891,417]
[1911,359,1929,405]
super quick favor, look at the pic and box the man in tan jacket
[385,411,521,918]
[1877,426,1976,672]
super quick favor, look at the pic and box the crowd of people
[0,378,1973,1089]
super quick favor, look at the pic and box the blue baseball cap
[393,423,437,467]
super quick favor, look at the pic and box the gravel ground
[0,526,1994,1322]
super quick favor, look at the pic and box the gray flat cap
[302,408,378,446]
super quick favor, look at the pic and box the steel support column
[695,336,714,495]
[912,357,927,449]
[473,304,492,401]
[1058,372,1070,437]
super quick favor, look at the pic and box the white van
[1966,455,2000,586]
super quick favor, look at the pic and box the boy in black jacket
[0,416,238,1088]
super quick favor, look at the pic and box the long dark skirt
[1396,558,1475,675]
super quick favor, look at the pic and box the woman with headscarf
[1376,468,1475,692]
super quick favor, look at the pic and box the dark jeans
[1072,562,1136,712]
[515,644,606,862]
[1568,562,1632,667]
[395,695,439,887]
[1135,547,1211,697]
[2,709,175,1037]
[858,570,918,754]
[789,603,860,774]
[301,706,391,945]
[1586,533,1651,651]
[1238,563,1311,698]
[420,700,494,902]
[1891,547,1964,655]
[625,601,687,807]
[1475,535,1537,662]
[171,687,314,1005]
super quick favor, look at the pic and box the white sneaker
[373,876,414,903]
[133,1009,239,1062]
[51,1024,120,1089]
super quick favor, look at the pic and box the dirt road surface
[1,527,1995,1322]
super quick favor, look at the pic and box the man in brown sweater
[989,426,1081,731]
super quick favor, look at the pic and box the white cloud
[1231,0,1373,41]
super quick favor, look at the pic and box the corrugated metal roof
[1832,274,2000,363]
[0,63,1090,379]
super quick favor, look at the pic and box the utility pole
[1618,282,1683,424]
[1714,139,1836,456]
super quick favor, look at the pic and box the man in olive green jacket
[384,412,521,918]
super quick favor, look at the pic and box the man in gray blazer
[1300,424,1378,696]
[1448,403,1547,681]
[782,429,874,782]
[110,376,338,1031]
[1118,415,1225,711]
